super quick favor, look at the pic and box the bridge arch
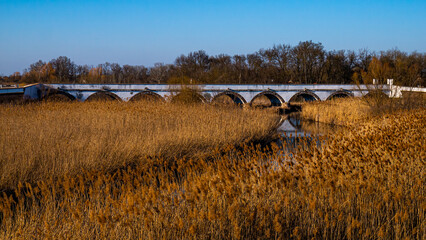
[326,90,354,101]
[129,91,164,102]
[85,91,122,102]
[211,91,247,106]
[250,90,285,107]
[289,90,320,103]
[171,91,206,104]
[42,90,76,102]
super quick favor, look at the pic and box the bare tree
[110,63,123,83]
[290,41,325,84]
[232,55,248,84]
[50,56,77,82]
[149,63,170,84]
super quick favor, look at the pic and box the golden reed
[0,101,278,190]
[0,101,424,239]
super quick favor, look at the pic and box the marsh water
[277,114,341,136]
[274,114,343,152]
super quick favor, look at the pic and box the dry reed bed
[0,101,278,190]
[301,96,426,126]
[0,106,424,239]
[301,98,371,126]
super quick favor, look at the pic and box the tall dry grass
[0,104,424,239]
[301,98,370,126]
[0,101,278,190]
[302,96,426,126]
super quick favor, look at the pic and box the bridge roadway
[2,83,424,106]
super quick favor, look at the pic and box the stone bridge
[1,82,425,106]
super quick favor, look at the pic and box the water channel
[274,114,344,153]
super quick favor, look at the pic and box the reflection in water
[274,114,343,154]
[277,113,341,137]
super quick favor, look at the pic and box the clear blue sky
[0,0,425,75]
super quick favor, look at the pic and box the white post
[387,79,396,97]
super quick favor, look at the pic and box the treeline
[1,41,425,86]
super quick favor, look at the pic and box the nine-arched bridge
[1,83,425,106]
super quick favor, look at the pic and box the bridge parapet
[4,83,423,106]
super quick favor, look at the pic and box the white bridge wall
[44,84,390,103]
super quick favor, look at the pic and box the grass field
[0,101,279,190]
[301,95,426,126]
[0,100,424,239]
[301,98,370,126]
